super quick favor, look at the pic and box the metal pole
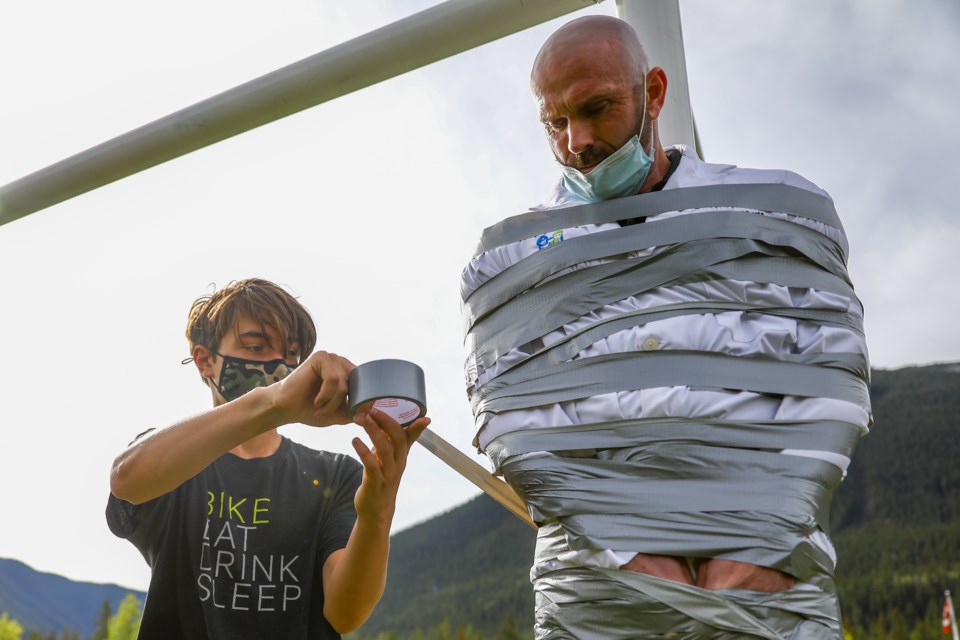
[0,0,604,227]
[615,0,700,156]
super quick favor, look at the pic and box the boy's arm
[322,408,429,633]
[110,351,355,505]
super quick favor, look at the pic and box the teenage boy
[107,278,429,639]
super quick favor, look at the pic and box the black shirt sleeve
[316,456,363,569]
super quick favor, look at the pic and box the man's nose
[566,120,594,157]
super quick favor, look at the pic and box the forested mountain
[3,363,958,639]
[830,363,960,638]
[0,558,142,637]
[357,490,538,638]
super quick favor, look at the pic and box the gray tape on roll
[348,359,427,426]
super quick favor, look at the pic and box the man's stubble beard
[558,86,650,171]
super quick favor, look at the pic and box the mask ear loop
[181,349,224,399]
[182,344,222,365]
[182,347,230,366]
[638,72,654,158]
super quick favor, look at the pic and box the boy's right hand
[268,351,356,427]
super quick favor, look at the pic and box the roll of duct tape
[348,359,427,426]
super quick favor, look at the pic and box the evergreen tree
[493,615,522,640]
[888,609,907,639]
[0,613,24,640]
[453,623,483,640]
[430,619,452,640]
[91,600,112,640]
[106,595,141,640]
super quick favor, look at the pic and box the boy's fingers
[351,402,369,425]
[351,437,383,482]
[316,381,347,416]
[367,408,406,452]
[314,357,351,416]
[361,411,406,469]
[360,416,396,473]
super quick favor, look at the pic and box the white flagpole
[948,590,960,640]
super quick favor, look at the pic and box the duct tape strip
[508,453,840,581]
[348,359,427,426]
[465,301,863,391]
[465,253,860,374]
[472,350,870,425]
[464,210,848,311]
[505,448,839,520]
[474,183,845,256]
[463,238,857,349]
[532,563,842,639]
[484,418,863,467]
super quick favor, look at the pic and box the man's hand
[352,407,429,524]
[267,351,356,428]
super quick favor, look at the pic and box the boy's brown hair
[186,278,317,363]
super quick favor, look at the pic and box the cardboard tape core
[348,359,427,426]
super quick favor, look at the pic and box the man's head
[531,16,668,188]
[186,278,317,402]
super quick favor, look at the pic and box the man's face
[534,42,645,174]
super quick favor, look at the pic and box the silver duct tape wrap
[348,359,427,426]
[462,184,870,639]
[533,561,842,639]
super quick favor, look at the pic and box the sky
[1,0,958,593]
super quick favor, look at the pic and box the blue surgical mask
[560,133,655,203]
[558,83,655,203]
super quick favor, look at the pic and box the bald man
[461,15,870,640]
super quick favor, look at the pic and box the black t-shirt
[107,437,363,640]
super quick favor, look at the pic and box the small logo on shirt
[536,230,564,250]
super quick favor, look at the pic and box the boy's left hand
[351,407,429,523]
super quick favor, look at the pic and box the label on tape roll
[372,397,422,425]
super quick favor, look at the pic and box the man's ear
[192,344,218,380]
[645,67,668,121]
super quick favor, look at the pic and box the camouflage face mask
[215,354,297,402]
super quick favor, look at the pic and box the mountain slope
[832,363,960,529]
[360,491,538,636]
[0,557,144,636]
